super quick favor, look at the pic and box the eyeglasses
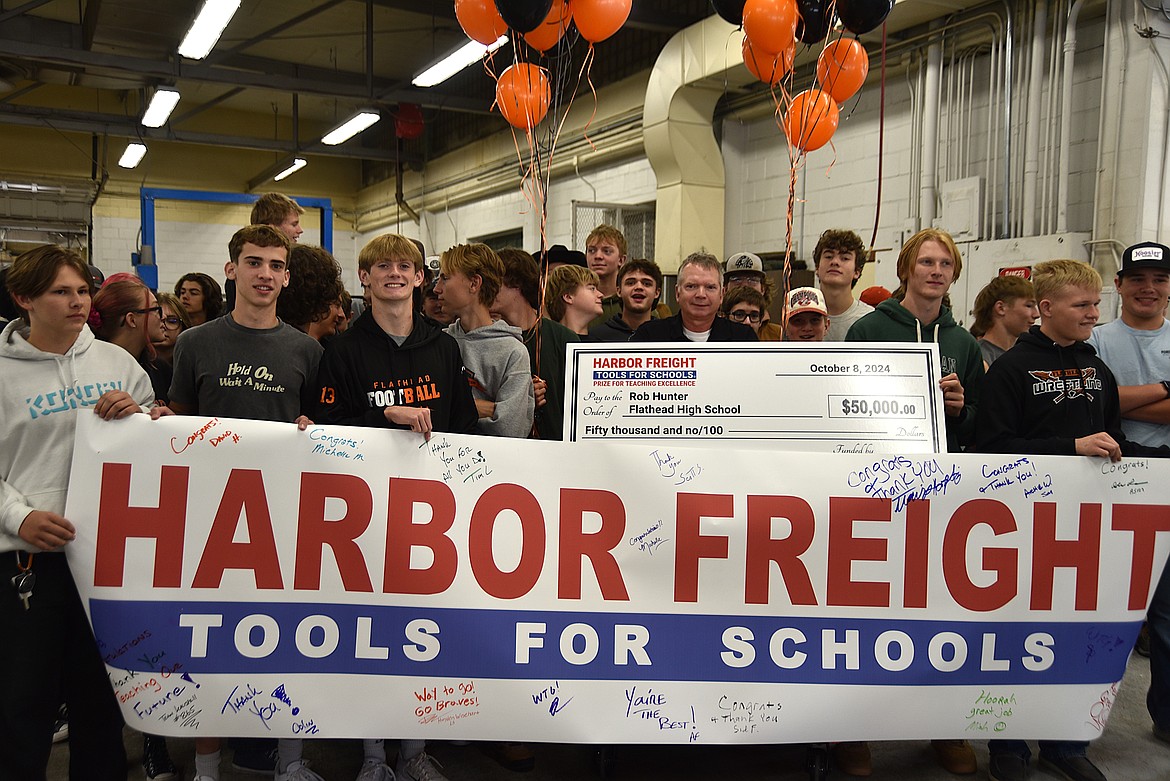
[728,309,763,323]
[130,306,163,319]
[161,316,184,328]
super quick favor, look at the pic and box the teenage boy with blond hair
[311,233,475,781]
[975,258,1169,781]
[585,224,627,327]
[545,264,603,336]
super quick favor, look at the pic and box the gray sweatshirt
[446,318,535,438]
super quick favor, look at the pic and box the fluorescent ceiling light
[142,89,180,127]
[118,143,147,169]
[413,35,508,88]
[321,110,381,146]
[178,0,241,60]
[273,157,307,181]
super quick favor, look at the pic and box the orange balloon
[816,38,870,103]
[573,0,632,43]
[784,88,840,152]
[742,38,794,85]
[524,0,572,52]
[495,63,552,129]
[455,0,507,45]
[743,0,799,57]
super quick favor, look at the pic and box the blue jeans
[1148,557,1170,728]
[988,740,1089,760]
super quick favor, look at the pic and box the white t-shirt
[1087,318,1170,448]
[826,298,874,341]
[682,327,711,343]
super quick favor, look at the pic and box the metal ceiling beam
[0,0,53,26]
[0,17,490,113]
[0,103,424,164]
[206,0,347,66]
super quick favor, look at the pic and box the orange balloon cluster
[495,62,552,129]
[524,0,572,52]
[453,0,637,130]
[573,0,632,43]
[737,0,874,154]
[741,38,794,86]
[743,0,798,55]
[455,0,507,45]
[816,38,869,103]
[784,88,839,152]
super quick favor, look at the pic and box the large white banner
[65,413,1170,743]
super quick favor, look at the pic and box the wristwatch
[1162,380,1170,398]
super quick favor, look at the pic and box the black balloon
[837,0,893,35]
[795,0,833,44]
[711,0,746,27]
[495,0,553,34]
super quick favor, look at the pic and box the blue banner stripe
[92,600,1137,686]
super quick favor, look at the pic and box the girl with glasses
[152,291,191,367]
[91,279,171,405]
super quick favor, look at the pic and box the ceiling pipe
[1056,0,1086,234]
[920,23,943,230]
[1022,0,1048,237]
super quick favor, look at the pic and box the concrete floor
[51,654,1170,780]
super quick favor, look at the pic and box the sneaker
[232,745,278,774]
[483,742,536,772]
[51,705,68,744]
[933,739,978,774]
[1155,723,1170,744]
[142,734,177,780]
[356,760,397,781]
[397,751,449,781]
[276,760,326,781]
[988,752,1031,781]
[1037,753,1106,781]
[832,741,872,777]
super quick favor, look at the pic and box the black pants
[0,551,127,781]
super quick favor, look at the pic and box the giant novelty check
[564,343,948,453]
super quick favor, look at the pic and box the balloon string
[869,20,888,251]
[578,43,599,151]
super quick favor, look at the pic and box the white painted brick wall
[723,17,1105,292]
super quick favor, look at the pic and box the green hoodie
[845,298,984,452]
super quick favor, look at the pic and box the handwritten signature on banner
[650,449,703,486]
[846,457,962,511]
[222,682,319,735]
[629,521,668,556]
[1103,458,1151,496]
[964,689,1017,735]
[104,632,202,728]
[532,681,573,717]
[307,427,366,462]
[710,695,783,736]
[171,418,242,454]
[421,437,493,485]
[625,686,701,742]
[414,681,480,726]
